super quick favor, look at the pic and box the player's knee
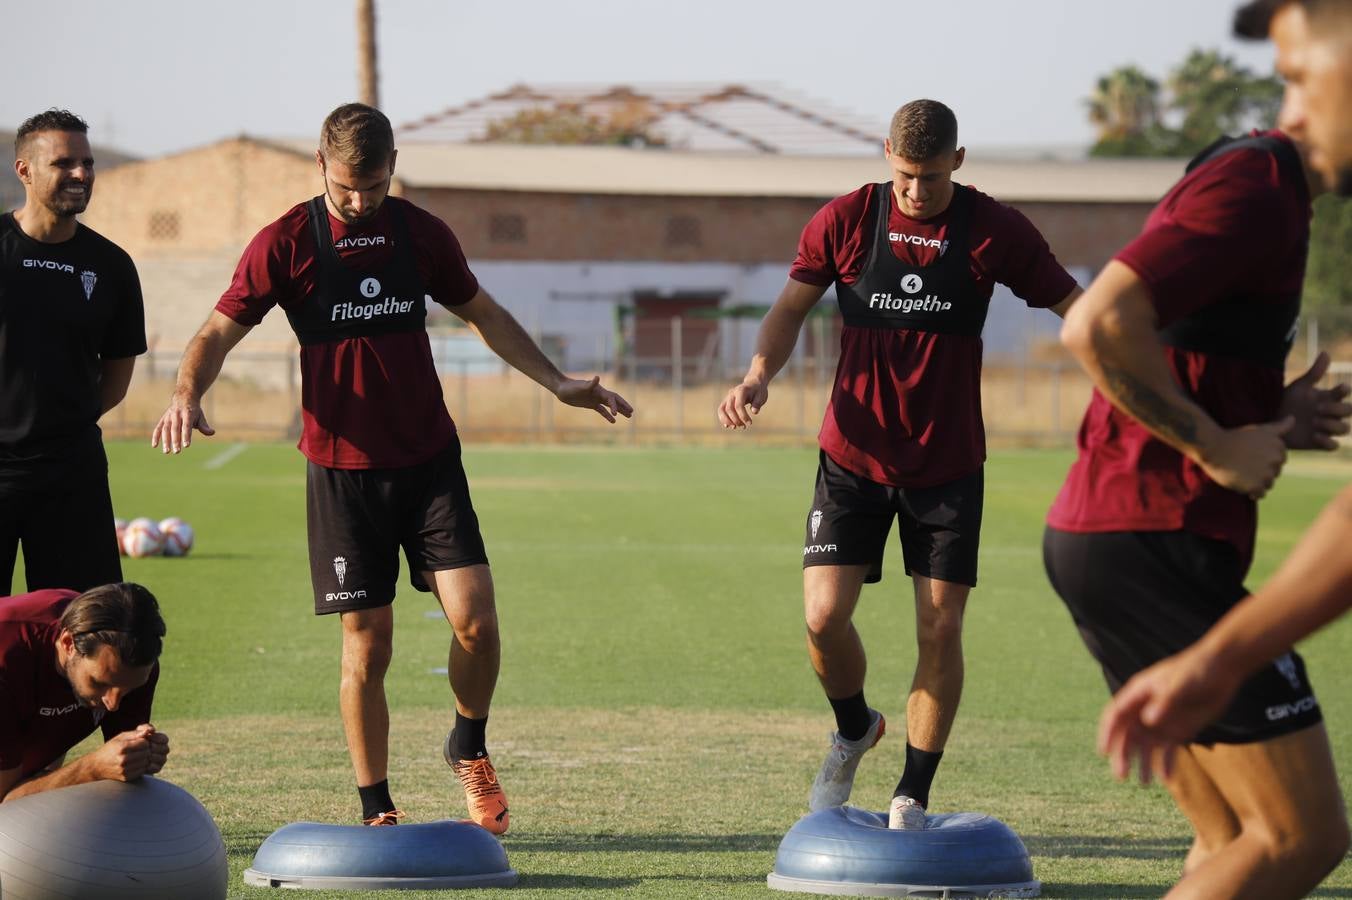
[1299,810,1351,874]
[1255,808,1350,876]
[804,604,849,643]
[916,611,964,651]
[342,638,393,680]
[454,613,500,655]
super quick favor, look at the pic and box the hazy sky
[1,0,1279,158]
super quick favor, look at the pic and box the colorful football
[159,517,195,557]
[122,518,164,558]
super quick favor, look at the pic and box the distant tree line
[1089,49,1351,317]
[477,101,667,148]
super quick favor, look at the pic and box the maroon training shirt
[792,182,1078,487]
[0,590,158,779]
[1047,131,1311,570]
[216,196,479,469]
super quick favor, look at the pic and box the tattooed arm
[1061,261,1291,499]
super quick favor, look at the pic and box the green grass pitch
[33,441,1352,898]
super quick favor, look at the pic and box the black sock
[827,690,872,742]
[358,779,395,820]
[894,743,944,809]
[450,712,489,760]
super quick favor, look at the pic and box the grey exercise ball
[0,776,227,900]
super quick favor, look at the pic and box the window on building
[666,215,701,248]
[148,211,180,242]
[489,213,526,244]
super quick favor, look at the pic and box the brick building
[79,135,1180,370]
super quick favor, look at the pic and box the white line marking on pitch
[204,443,248,470]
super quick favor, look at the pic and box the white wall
[466,260,1092,374]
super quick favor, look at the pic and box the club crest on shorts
[1275,653,1302,691]
[333,556,348,588]
[810,509,823,541]
[80,269,97,300]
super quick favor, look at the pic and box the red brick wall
[81,138,1151,273]
[81,139,327,257]
[406,187,1149,271]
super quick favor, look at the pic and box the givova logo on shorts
[1275,653,1302,690]
[327,555,367,603]
[1266,696,1318,721]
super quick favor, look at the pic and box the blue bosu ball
[243,820,517,890]
[768,807,1040,897]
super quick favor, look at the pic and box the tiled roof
[397,83,886,156]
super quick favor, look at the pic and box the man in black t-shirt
[0,109,146,595]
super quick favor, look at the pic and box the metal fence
[101,315,1352,448]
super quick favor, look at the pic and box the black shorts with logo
[306,435,489,615]
[1043,526,1322,744]
[802,452,983,587]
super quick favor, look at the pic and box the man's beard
[325,186,379,224]
[45,182,90,217]
[62,657,101,708]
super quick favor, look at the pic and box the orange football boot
[450,756,510,834]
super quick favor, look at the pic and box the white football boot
[807,709,886,812]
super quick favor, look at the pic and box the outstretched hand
[717,380,769,429]
[151,390,215,454]
[556,376,633,423]
[1280,352,1352,451]
[1097,648,1239,784]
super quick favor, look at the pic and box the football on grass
[122,518,164,558]
[159,517,195,557]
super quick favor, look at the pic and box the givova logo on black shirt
[869,273,952,313]
[22,258,98,299]
[330,275,417,322]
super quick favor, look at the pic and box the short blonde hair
[320,103,394,172]
[888,100,959,161]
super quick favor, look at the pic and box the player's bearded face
[61,641,152,712]
[1273,5,1352,196]
[321,157,392,224]
[22,131,94,217]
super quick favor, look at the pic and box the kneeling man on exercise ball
[0,582,168,801]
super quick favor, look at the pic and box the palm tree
[1169,49,1282,153]
[1087,66,1163,142]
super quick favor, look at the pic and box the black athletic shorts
[802,452,983,587]
[306,436,489,615]
[0,442,122,596]
[1043,526,1322,744]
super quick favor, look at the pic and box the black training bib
[286,197,428,346]
[835,184,986,335]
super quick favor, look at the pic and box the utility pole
[356,0,379,108]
